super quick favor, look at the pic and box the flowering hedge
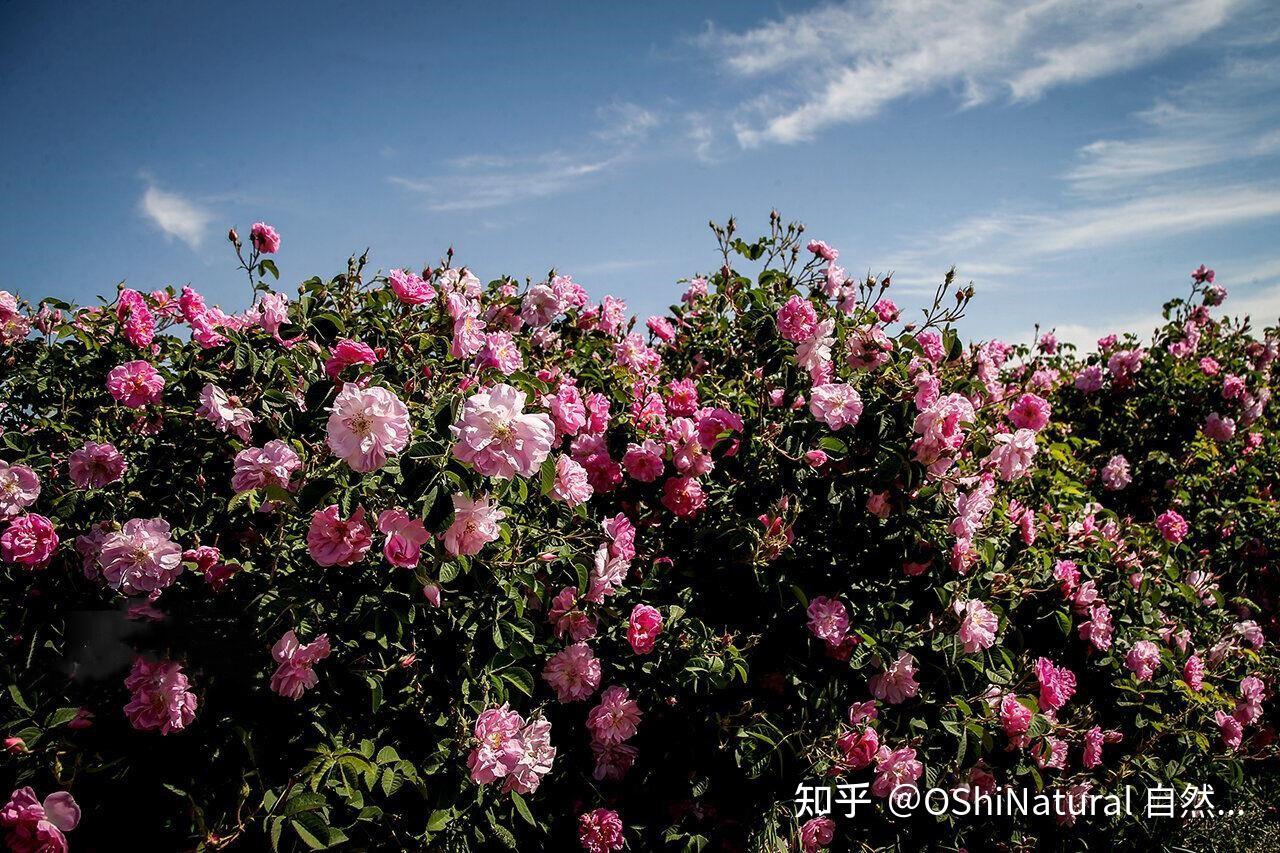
[1,217,1277,851]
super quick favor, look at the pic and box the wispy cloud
[391,101,662,211]
[138,184,214,249]
[390,154,619,212]
[1064,57,1280,193]
[698,0,1245,147]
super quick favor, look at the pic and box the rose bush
[1,217,1277,851]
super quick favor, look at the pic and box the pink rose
[1,514,59,569]
[250,221,280,253]
[377,508,428,568]
[443,493,504,557]
[106,360,164,408]
[68,442,126,489]
[626,604,663,655]
[306,505,373,567]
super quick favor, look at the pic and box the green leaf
[503,667,534,697]
[8,685,32,714]
[510,791,536,826]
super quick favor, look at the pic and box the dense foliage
[1,217,1277,851]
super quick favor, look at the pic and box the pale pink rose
[1082,726,1105,769]
[551,455,594,507]
[1204,412,1236,442]
[806,596,849,646]
[871,746,923,798]
[548,382,587,437]
[377,508,429,568]
[422,583,442,607]
[250,221,280,253]
[270,630,332,700]
[467,704,525,785]
[1032,736,1068,770]
[0,290,31,345]
[197,383,256,441]
[1035,657,1077,710]
[1125,640,1161,682]
[954,599,999,652]
[451,383,555,479]
[443,492,504,557]
[1216,710,1243,750]
[809,382,863,430]
[388,268,436,305]
[68,442,126,489]
[1074,365,1104,392]
[627,604,663,655]
[106,360,164,408]
[306,505,373,567]
[586,685,642,744]
[1100,454,1131,490]
[521,283,561,327]
[578,808,625,853]
[1,787,80,852]
[869,652,920,704]
[99,517,183,594]
[476,330,524,375]
[999,694,1032,738]
[911,393,976,468]
[123,657,197,734]
[326,384,411,473]
[0,462,40,517]
[807,239,838,261]
[503,715,556,795]
[586,545,629,603]
[986,429,1037,480]
[542,642,601,702]
[231,440,302,494]
[799,815,836,852]
[257,291,290,339]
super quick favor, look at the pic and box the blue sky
[2,0,1279,343]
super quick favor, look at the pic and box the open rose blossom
[800,816,836,852]
[0,461,40,517]
[307,505,373,567]
[99,517,183,594]
[68,441,127,489]
[249,221,280,253]
[1,787,80,852]
[586,685,642,744]
[270,630,332,700]
[578,808,624,853]
[2,514,59,569]
[197,383,256,441]
[451,383,554,479]
[443,492,504,556]
[123,657,197,734]
[326,384,411,472]
[106,360,165,408]
[542,642,601,702]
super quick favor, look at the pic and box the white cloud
[700,0,1245,147]
[390,153,619,212]
[1064,57,1280,193]
[138,185,214,249]
[391,101,664,211]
